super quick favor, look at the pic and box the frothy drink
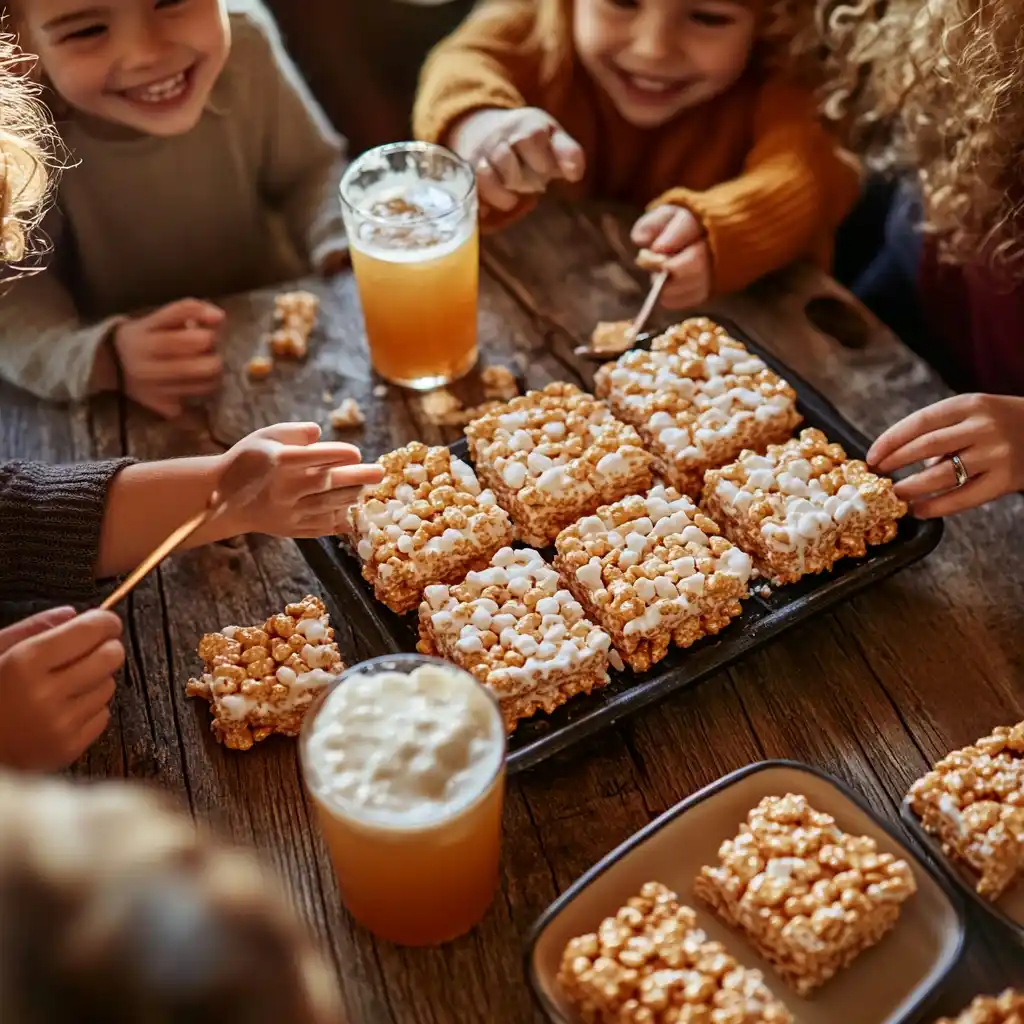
[301,657,505,946]
[340,143,479,391]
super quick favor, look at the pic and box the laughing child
[414,0,860,309]
[0,0,347,417]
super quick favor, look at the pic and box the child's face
[20,0,229,136]
[574,0,758,128]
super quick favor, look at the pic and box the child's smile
[111,57,200,114]
[574,0,758,128]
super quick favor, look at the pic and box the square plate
[900,797,1024,944]
[300,315,944,774]
[526,761,965,1024]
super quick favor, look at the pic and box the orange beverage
[300,655,506,946]
[341,143,479,390]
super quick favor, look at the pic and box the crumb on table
[937,990,1024,1024]
[329,398,365,430]
[322,389,334,405]
[420,388,504,428]
[417,546,612,731]
[703,428,908,585]
[246,355,274,380]
[465,382,653,547]
[694,793,917,996]
[373,384,388,399]
[185,596,341,751]
[909,721,1024,901]
[269,290,319,361]
[349,442,514,614]
[558,881,793,1024]
[594,318,801,497]
[481,365,520,401]
[553,484,751,672]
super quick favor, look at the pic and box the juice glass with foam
[340,142,479,390]
[300,654,505,946]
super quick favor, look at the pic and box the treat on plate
[349,442,514,614]
[186,596,341,751]
[553,485,752,672]
[937,990,1024,1024]
[464,382,653,547]
[908,721,1023,901]
[594,318,801,496]
[417,546,614,731]
[703,428,908,585]
[694,793,917,997]
[558,881,793,1024]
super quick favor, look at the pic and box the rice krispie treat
[417,546,613,731]
[553,485,752,672]
[558,881,793,1024]
[594,318,801,496]
[186,596,341,751]
[465,382,653,547]
[908,721,1024,901]
[694,794,917,997]
[349,442,514,614]
[937,990,1024,1024]
[704,428,908,585]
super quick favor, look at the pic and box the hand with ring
[867,393,1024,517]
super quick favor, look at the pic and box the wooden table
[4,202,1022,1022]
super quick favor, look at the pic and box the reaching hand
[631,204,711,309]
[114,298,226,419]
[0,607,125,771]
[217,422,385,538]
[449,107,585,216]
[868,393,1024,517]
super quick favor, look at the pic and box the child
[0,0,348,417]
[819,0,1024,517]
[413,0,860,309]
[0,773,343,1022]
[0,422,385,771]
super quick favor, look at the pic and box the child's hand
[868,393,1024,517]
[631,204,711,309]
[114,299,226,419]
[449,107,585,214]
[0,607,125,771]
[218,422,385,538]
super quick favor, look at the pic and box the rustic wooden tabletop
[3,202,1022,1023]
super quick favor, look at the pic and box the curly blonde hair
[0,775,343,1024]
[818,0,1024,279]
[0,25,57,265]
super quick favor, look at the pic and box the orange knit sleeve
[649,76,862,297]
[413,0,542,148]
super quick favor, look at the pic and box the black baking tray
[900,797,1024,944]
[299,314,944,774]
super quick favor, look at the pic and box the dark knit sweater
[0,459,134,605]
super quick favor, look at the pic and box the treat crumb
[246,355,274,380]
[329,398,365,429]
[422,388,465,425]
[373,384,388,399]
[758,585,772,599]
[481,365,519,401]
[322,390,334,405]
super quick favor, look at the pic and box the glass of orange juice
[300,653,506,946]
[339,143,479,390]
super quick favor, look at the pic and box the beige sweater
[0,6,346,402]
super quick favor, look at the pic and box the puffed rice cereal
[349,442,514,614]
[417,546,612,731]
[937,990,1024,1024]
[694,794,917,996]
[465,382,654,547]
[909,721,1023,901]
[329,398,365,429]
[186,596,341,750]
[558,881,793,1024]
[594,319,801,497]
[703,428,908,585]
[554,485,752,672]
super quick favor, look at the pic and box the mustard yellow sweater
[414,0,860,296]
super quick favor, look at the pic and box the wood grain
[4,199,1022,1022]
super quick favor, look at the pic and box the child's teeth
[136,71,187,102]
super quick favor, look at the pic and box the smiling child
[415,0,860,308]
[0,0,348,416]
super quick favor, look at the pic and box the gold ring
[950,453,969,488]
